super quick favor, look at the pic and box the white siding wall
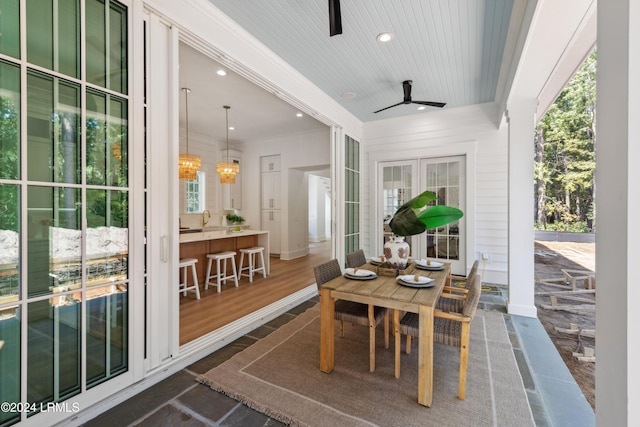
[363,103,508,284]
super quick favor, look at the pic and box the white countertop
[179,229,267,244]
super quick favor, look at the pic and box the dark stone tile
[246,325,276,340]
[188,336,258,374]
[263,313,295,329]
[513,348,535,390]
[526,390,551,427]
[508,331,522,350]
[220,404,285,427]
[133,404,208,427]
[84,371,196,427]
[287,300,317,315]
[177,384,239,422]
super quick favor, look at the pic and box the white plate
[414,259,443,268]
[396,275,435,288]
[370,257,385,265]
[344,268,377,279]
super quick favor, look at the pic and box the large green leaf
[388,190,463,236]
[416,205,464,229]
[388,207,426,236]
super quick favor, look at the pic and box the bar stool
[205,251,239,293]
[178,258,200,299]
[238,247,267,283]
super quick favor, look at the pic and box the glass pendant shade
[178,88,201,180]
[217,105,239,184]
[216,161,239,184]
[178,153,201,180]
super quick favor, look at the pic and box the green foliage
[226,213,245,224]
[534,50,596,232]
[534,221,591,233]
[389,190,463,236]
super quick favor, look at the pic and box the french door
[379,156,465,275]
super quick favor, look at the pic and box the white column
[506,102,537,318]
[596,1,640,425]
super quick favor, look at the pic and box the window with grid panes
[344,135,360,255]
[0,1,129,423]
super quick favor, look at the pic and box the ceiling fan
[329,0,342,36]
[373,80,446,113]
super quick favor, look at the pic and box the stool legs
[257,250,267,279]
[190,262,201,299]
[179,259,200,300]
[239,248,267,283]
[205,254,238,293]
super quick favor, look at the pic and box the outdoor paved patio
[83,289,594,427]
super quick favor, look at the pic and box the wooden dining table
[319,262,451,407]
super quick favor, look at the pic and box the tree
[535,50,596,232]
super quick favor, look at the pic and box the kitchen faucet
[202,209,211,227]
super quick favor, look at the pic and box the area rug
[197,305,534,427]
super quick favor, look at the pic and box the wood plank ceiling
[207,0,515,122]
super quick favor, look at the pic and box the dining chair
[396,274,481,399]
[437,259,479,313]
[314,259,389,372]
[345,249,367,268]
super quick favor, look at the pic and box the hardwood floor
[179,241,330,345]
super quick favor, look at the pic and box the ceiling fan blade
[373,101,405,114]
[329,0,342,36]
[402,80,413,101]
[413,100,447,108]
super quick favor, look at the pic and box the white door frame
[368,140,476,277]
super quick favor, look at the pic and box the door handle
[161,235,168,263]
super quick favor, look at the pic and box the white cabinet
[261,172,281,210]
[262,210,281,255]
[261,155,282,255]
[261,155,281,172]
[222,150,242,210]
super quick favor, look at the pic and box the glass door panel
[379,161,417,256]
[0,1,130,418]
[0,0,20,58]
[420,156,465,273]
[0,60,21,180]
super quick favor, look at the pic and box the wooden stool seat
[179,258,200,299]
[238,247,267,283]
[205,251,239,293]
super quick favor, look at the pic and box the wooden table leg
[417,305,434,406]
[368,304,376,372]
[319,288,335,373]
[394,309,401,379]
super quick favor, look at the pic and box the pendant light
[178,87,201,180]
[216,105,239,184]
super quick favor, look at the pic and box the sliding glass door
[0,1,129,424]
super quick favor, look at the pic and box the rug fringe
[196,375,305,427]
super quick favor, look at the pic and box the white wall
[308,174,329,242]
[240,128,331,259]
[363,103,508,284]
[178,130,225,228]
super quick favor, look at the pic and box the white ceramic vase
[384,235,410,269]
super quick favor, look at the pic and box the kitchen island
[179,230,269,286]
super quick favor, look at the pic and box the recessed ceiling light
[216,69,227,76]
[376,32,394,43]
[342,91,357,100]
[296,113,303,117]
[417,106,426,111]
[228,126,235,130]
